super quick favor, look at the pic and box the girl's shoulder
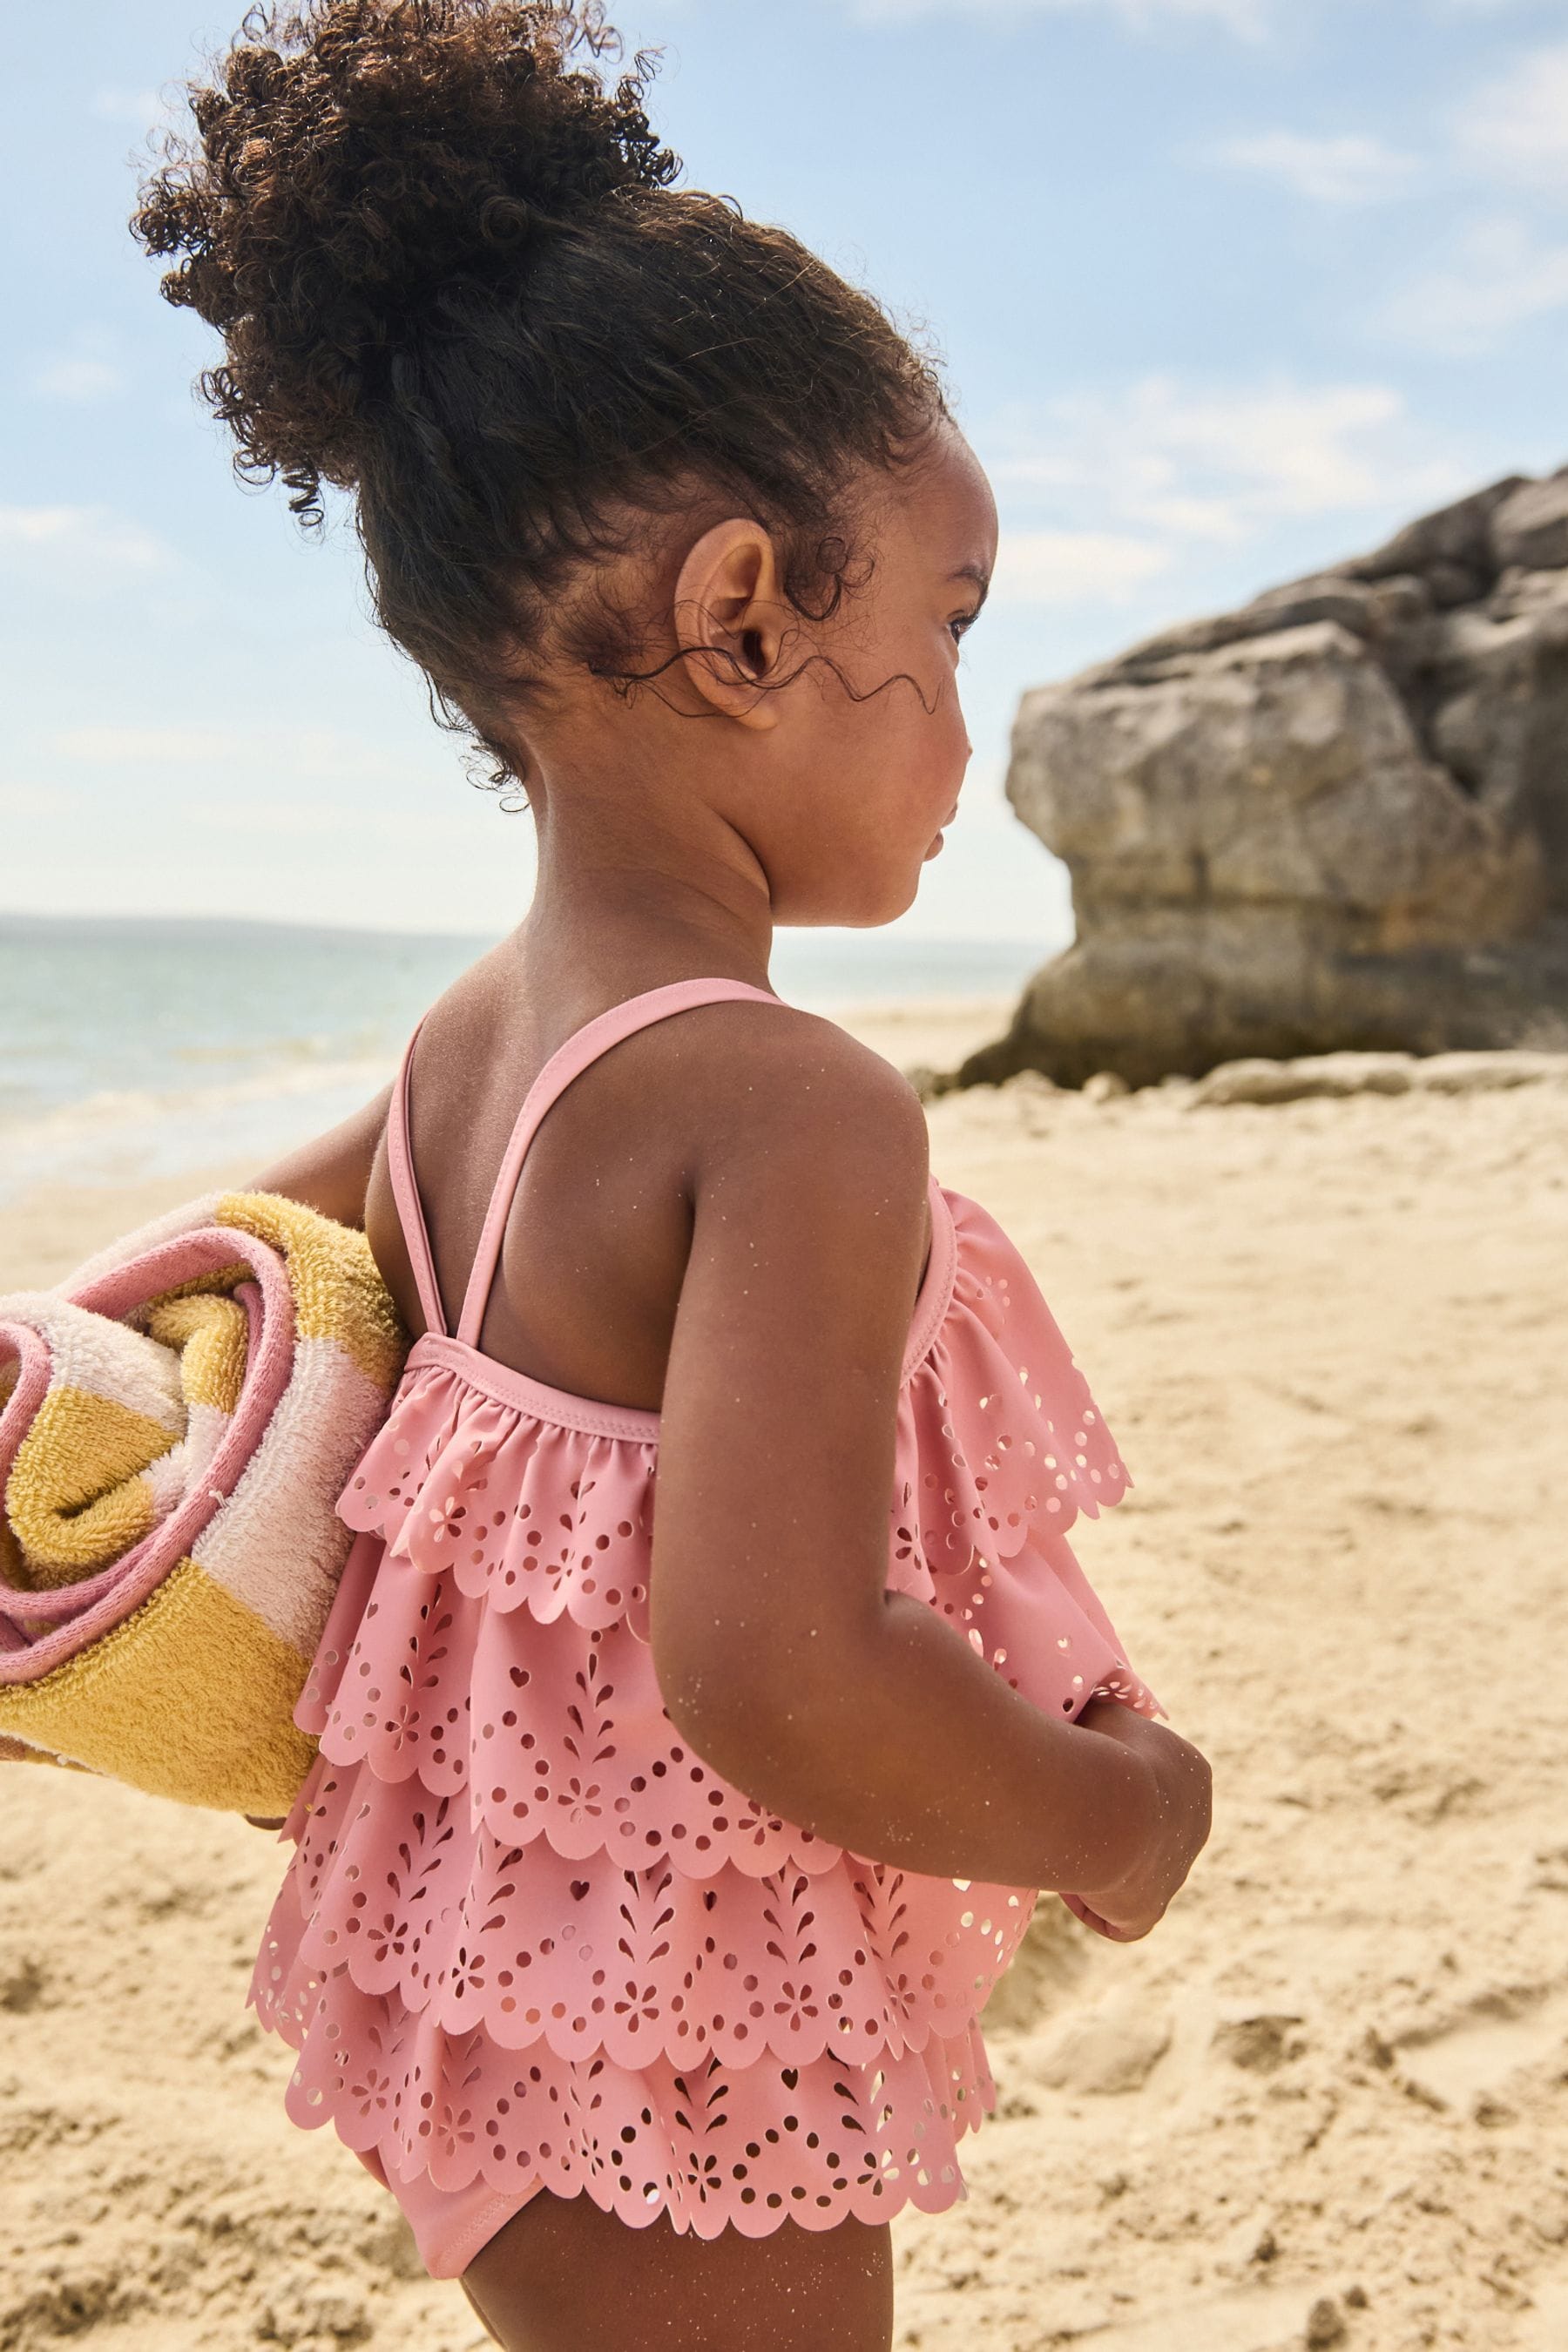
[403,962,924,1181]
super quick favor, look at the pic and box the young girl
[136,5,1212,2344]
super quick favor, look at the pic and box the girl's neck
[511,882,777,1009]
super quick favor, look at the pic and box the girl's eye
[949,610,981,646]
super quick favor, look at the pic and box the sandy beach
[2,994,1565,2352]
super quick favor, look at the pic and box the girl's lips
[923,804,958,857]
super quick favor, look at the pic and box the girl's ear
[671,518,787,729]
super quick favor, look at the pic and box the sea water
[0,915,1053,1206]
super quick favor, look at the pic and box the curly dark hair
[132,0,951,793]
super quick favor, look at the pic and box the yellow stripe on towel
[0,1555,317,1815]
[215,1193,406,1393]
[7,1388,165,1583]
[145,1292,249,1416]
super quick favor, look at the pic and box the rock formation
[959,467,1568,1089]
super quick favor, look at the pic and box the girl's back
[362,943,929,1406]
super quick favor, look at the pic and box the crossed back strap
[386,977,786,1348]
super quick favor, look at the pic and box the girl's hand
[1060,1698,1213,1942]
[1058,1889,1127,1940]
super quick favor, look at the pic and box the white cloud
[992,530,1173,605]
[0,784,86,821]
[1125,491,1252,544]
[1456,40,1568,196]
[852,0,1269,35]
[51,727,240,765]
[179,799,440,848]
[979,374,1468,553]
[0,506,173,572]
[50,721,449,792]
[181,801,368,840]
[90,87,175,127]
[1202,130,1421,206]
[283,727,442,786]
[29,357,124,404]
[1380,214,1568,354]
[1346,42,1568,357]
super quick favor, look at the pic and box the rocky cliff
[961,467,1568,1089]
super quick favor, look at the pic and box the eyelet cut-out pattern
[260,1781,1035,2070]
[248,1178,1159,2247]
[280,1993,997,2239]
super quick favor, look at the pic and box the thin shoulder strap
[455,977,787,1351]
[388,1011,449,1340]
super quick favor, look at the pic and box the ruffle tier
[258,1767,1034,2072]
[248,1181,1157,2234]
[267,1970,998,2239]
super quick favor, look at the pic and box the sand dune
[3,1000,1565,2351]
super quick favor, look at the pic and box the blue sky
[4,0,1566,941]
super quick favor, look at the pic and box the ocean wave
[0,916,1048,1213]
[0,1055,394,1209]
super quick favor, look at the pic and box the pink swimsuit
[248,977,1161,2278]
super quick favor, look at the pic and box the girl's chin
[923,830,945,859]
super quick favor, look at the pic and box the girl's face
[524,416,998,940]
[758,420,999,929]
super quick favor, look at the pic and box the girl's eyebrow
[948,561,990,603]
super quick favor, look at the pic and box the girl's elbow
[652,1642,739,1767]
[652,1619,827,1792]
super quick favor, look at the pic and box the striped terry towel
[0,1192,407,1816]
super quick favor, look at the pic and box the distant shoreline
[0,897,1050,1240]
[0,975,1022,1219]
[0,906,1061,958]
[0,907,500,948]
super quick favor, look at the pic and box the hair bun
[134,0,679,494]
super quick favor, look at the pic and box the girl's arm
[241,1082,394,1228]
[649,1020,1203,1903]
